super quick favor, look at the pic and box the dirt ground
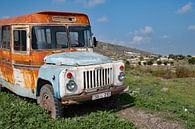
[116,107,185,129]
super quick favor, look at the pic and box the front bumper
[61,85,128,105]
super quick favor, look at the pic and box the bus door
[11,25,33,89]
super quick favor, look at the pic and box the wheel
[37,84,63,119]
[0,84,3,92]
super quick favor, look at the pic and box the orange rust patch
[20,69,38,89]
[0,11,89,25]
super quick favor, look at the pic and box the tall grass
[126,65,195,79]
[0,92,136,129]
[125,65,195,128]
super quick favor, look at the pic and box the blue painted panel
[0,78,36,99]
[44,52,112,66]
[37,65,65,99]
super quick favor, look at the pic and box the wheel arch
[36,78,52,97]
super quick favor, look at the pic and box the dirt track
[116,107,184,129]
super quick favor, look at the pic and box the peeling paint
[0,11,90,99]
[44,52,112,66]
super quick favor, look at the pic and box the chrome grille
[83,67,113,89]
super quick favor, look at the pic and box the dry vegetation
[125,64,195,129]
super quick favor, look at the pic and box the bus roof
[0,11,90,25]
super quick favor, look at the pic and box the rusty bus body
[0,11,127,118]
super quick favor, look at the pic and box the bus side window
[13,30,27,51]
[0,26,2,48]
[2,26,10,50]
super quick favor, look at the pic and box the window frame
[1,25,11,50]
[32,25,68,50]
[0,26,2,48]
[12,25,30,55]
[13,29,27,52]
[31,25,92,51]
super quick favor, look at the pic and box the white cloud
[129,26,153,44]
[177,2,193,14]
[97,16,108,23]
[132,36,144,44]
[162,35,169,39]
[141,26,153,34]
[84,0,106,7]
[188,25,195,31]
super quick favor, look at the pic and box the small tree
[187,55,192,58]
[139,56,144,61]
[147,60,153,65]
[168,54,176,60]
[170,61,174,66]
[157,60,162,65]
[164,61,168,66]
[176,55,185,60]
[188,58,195,65]
[125,61,130,65]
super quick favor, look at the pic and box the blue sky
[0,0,195,55]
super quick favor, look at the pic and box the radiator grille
[83,68,113,89]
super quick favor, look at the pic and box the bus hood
[44,52,112,66]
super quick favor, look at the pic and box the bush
[175,66,194,78]
[147,60,153,65]
[163,61,168,66]
[152,68,175,79]
[188,58,195,65]
[170,61,174,66]
[125,60,130,65]
[0,92,136,129]
[157,61,162,65]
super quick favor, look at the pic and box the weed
[125,68,195,128]
[0,92,136,129]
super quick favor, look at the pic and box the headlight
[118,72,125,81]
[66,80,77,91]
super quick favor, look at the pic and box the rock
[161,87,169,93]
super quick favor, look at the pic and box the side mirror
[93,37,97,47]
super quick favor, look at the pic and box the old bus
[0,11,127,118]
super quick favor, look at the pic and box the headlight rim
[66,80,77,92]
[118,72,125,81]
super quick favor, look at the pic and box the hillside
[94,41,158,60]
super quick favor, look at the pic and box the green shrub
[0,92,136,129]
[170,61,174,65]
[125,60,130,65]
[147,60,153,65]
[157,60,162,65]
[125,69,195,128]
[163,61,168,66]
[175,66,193,78]
[188,58,195,65]
[151,67,175,79]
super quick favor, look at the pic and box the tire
[37,84,63,119]
[0,84,3,92]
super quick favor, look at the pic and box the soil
[116,107,185,129]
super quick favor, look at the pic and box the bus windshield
[32,26,92,50]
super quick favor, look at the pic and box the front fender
[36,65,65,99]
